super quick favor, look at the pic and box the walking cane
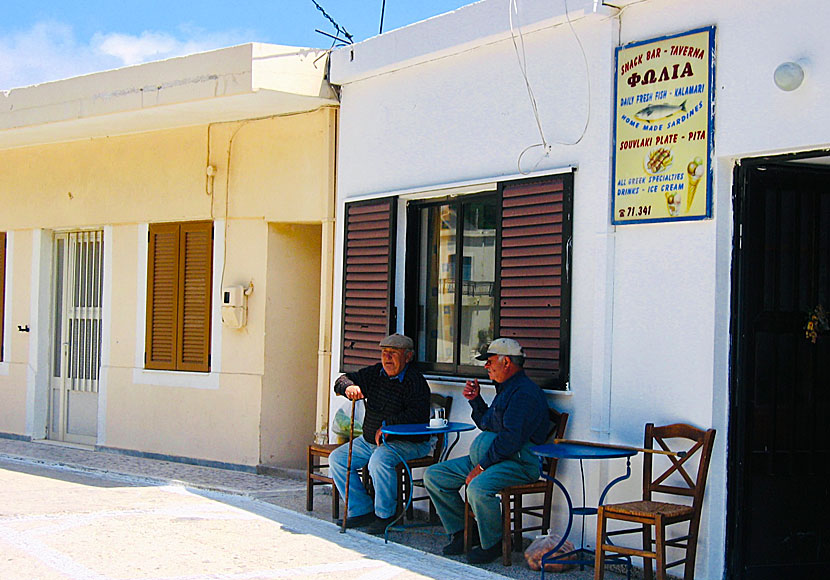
[340,397,357,533]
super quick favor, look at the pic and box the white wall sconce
[774,61,805,92]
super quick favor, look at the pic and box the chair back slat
[543,409,569,478]
[651,485,697,497]
[429,393,453,460]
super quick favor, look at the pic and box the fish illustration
[634,100,687,123]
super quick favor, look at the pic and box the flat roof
[0,43,338,150]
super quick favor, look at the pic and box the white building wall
[330,1,830,577]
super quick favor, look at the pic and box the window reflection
[416,196,496,369]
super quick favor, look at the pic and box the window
[145,221,213,372]
[407,195,499,374]
[406,175,573,388]
[0,232,5,362]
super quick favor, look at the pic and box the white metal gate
[49,230,104,445]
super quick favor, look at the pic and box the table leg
[539,476,574,580]
[442,431,461,462]
[597,457,633,579]
[540,457,634,579]
[380,429,411,544]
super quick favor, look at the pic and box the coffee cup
[429,417,448,428]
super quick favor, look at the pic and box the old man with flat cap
[329,333,432,535]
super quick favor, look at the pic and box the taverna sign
[612,27,715,225]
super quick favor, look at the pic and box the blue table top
[381,422,476,436]
[531,442,637,460]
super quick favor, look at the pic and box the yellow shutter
[146,223,180,370]
[177,221,213,372]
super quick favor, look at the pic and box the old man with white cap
[423,337,550,564]
[329,333,432,535]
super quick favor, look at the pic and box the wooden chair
[306,442,342,518]
[464,408,570,566]
[594,423,716,580]
[307,394,452,520]
[397,393,453,521]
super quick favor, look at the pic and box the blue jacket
[469,370,550,470]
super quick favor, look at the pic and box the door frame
[727,149,830,577]
[47,228,105,446]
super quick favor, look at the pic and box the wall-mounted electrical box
[221,284,251,329]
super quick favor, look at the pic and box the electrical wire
[310,0,353,44]
[509,0,592,174]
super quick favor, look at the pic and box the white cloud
[0,21,252,90]
[94,31,180,66]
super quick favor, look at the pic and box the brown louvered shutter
[146,221,212,372]
[341,199,396,372]
[177,221,213,372]
[499,174,573,388]
[146,223,180,370]
[0,232,6,362]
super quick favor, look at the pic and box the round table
[531,442,637,579]
[379,421,476,541]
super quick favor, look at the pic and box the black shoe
[467,542,501,564]
[335,512,375,529]
[442,531,466,556]
[364,515,397,535]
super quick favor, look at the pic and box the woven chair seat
[499,480,550,495]
[309,443,340,455]
[604,500,694,520]
[403,456,438,469]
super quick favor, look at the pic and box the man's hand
[465,464,484,485]
[344,385,364,401]
[463,379,480,401]
[375,429,383,446]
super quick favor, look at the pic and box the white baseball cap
[475,338,524,360]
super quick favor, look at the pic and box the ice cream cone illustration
[686,157,704,213]
[666,191,682,216]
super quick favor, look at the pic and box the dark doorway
[729,158,830,579]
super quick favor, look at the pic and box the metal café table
[379,421,476,542]
[530,442,636,579]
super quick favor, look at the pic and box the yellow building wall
[260,223,322,468]
[0,231,31,434]
[0,107,336,467]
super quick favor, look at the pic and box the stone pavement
[0,437,629,580]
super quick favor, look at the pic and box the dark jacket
[469,370,550,470]
[334,363,431,443]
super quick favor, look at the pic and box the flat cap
[379,333,414,350]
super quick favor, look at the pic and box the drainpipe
[314,107,338,444]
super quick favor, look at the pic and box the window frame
[145,221,213,373]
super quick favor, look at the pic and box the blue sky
[0,1,473,90]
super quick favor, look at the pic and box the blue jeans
[329,436,434,519]
[423,431,541,550]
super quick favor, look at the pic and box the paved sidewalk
[0,437,628,580]
[0,437,302,498]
